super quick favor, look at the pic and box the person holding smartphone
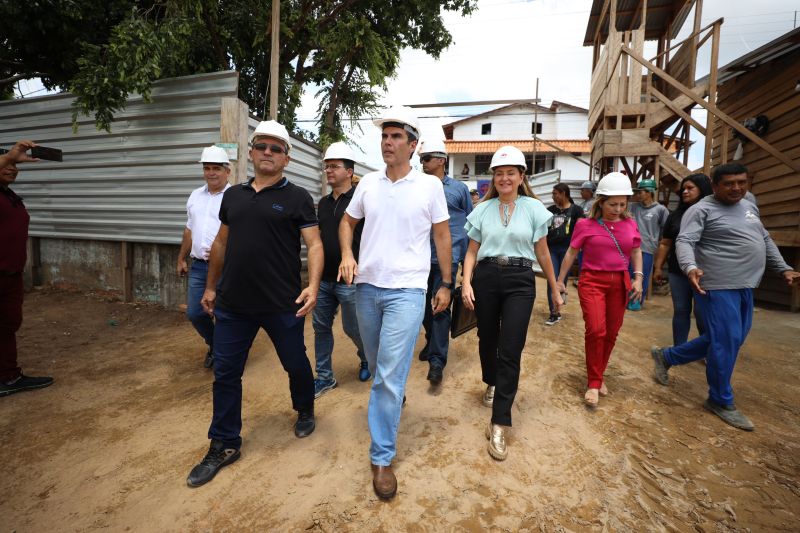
[555,172,643,407]
[1,141,54,397]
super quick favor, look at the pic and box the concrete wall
[25,238,185,308]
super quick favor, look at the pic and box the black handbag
[450,285,478,338]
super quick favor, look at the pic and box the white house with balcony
[443,101,592,191]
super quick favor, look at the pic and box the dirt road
[2,280,799,531]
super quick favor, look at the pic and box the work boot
[703,400,754,431]
[294,408,316,438]
[650,346,671,386]
[186,440,240,487]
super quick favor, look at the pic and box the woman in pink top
[555,173,643,407]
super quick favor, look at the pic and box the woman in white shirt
[461,146,561,461]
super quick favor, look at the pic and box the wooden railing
[589,18,800,176]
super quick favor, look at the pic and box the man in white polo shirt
[339,106,453,500]
[177,145,232,368]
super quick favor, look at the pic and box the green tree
[1,0,476,144]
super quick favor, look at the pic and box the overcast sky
[292,0,800,171]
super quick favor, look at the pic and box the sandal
[599,383,608,396]
[584,388,599,407]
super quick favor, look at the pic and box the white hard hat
[373,106,420,138]
[595,172,634,196]
[249,120,292,151]
[323,141,358,162]
[418,138,447,157]
[199,145,230,165]
[490,145,527,170]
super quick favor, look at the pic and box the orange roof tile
[444,139,591,154]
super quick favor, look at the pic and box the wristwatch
[440,281,454,290]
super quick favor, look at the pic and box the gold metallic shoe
[485,422,507,461]
[482,385,495,407]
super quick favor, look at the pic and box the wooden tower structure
[583,0,799,199]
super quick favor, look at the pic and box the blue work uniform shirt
[430,175,473,264]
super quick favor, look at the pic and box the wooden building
[708,28,800,310]
[583,0,798,200]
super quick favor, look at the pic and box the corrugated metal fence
[1,72,240,244]
[1,71,373,245]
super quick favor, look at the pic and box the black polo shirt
[216,177,318,314]
[318,187,363,282]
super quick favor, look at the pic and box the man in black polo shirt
[186,120,323,487]
[312,142,369,398]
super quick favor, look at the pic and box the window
[531,122,543,135]
[475,154,492,175]
[531,153,555,175]
[481,123,492,135]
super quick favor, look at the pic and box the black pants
[473,262,535,426]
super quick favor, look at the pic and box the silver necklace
[499,200,515,227]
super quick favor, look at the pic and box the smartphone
[560,290,568,305]
[30,146,63,162]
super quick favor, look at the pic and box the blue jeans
[312,280,366,381]
[547,245,569,314]
[356,284,425,466]
[628,252,654,308]
[663,289,753,406]
[420,263,459,369]
[208,306,314,449]
[668,272,704,345]
[187,260,215,349]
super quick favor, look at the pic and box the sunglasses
[323,163,344,170]
[252,142,286,154]
[419,155,435,163]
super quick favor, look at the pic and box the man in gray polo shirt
[629,179,668,309]
[651,162,799,431]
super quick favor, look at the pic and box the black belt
[191,257,208,263]
[480,256,533,268]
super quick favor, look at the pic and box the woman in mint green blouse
[461,145,562,461]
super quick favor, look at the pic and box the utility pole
[269,0,280,120]
[532,77,539,178]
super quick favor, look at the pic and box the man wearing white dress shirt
[177,146,232,368]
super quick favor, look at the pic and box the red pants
[578,270,630,389]
[0,273,23,382]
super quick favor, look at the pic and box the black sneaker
[0,374,54,397]
[186,440,240,487]
[203,348,214,369]
[427,365,443,385]
[294,408,315,438]
[544,314,561,326]
[418,347,430,361]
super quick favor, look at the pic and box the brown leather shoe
[371,463,397,500]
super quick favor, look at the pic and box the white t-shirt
[346,168,449,289]
[186,182,231,260]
